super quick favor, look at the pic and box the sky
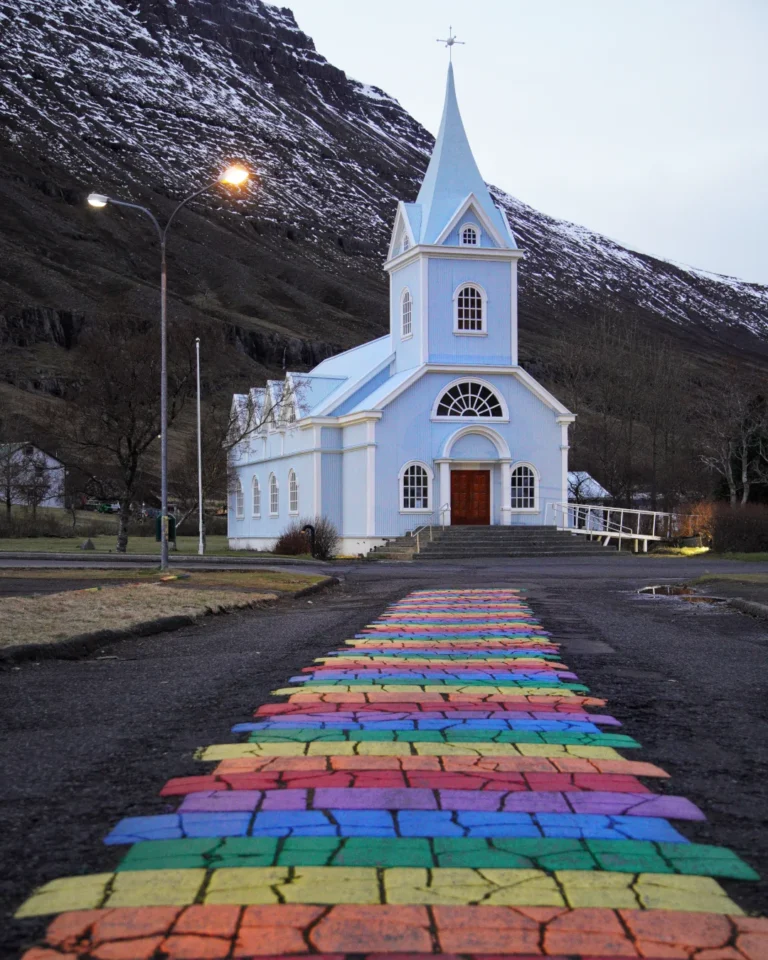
[283,0,767,285]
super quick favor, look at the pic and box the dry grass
[0,568,325,593]
[0,583,276,648]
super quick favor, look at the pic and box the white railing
[410,503,450,553]
[548,502,679,552]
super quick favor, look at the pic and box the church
[228,65,574,554]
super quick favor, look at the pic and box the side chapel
[228,65,574,554]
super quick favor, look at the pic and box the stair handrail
[410,503,450,554]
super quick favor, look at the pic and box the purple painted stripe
[176,788,705,820]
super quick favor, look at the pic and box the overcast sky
[284,0,767,285]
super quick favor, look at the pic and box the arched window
[435,380,503,418]
[269,474,279,516]
[234,479,244,519]
[455,283,484,333]
[288,469,299,514]
[401,289,412,338]
[251,476,261,517]
[402,234,410,252]
[511,464,538,511]
[400,462,431,512]
[460,224,479,246]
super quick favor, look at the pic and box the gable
[434,193,513,249]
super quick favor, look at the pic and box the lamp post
[87,165,249,570]
[195,336,204,556]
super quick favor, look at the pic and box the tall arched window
[401,234,410,252]
[400,462,431,512]
[401,289,412,338]
[288,469,299,514]
[511,464,538,511]
[460,224,479,246]
[251,476,261,517]
[455,283,484,333]
[234,479,244,519]
[269,474,279,516]
[435,380,503,418]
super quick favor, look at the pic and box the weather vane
[437,26,464,62]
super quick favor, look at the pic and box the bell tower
[384,63,522,372]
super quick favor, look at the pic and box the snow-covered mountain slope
[0,0,766,389]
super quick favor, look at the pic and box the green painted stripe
[114,836,759,881]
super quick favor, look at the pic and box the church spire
[415,64,513,247]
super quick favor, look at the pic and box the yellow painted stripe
[197,742,625,761]
[15,867,742,917]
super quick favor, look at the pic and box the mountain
[1,0,767,416]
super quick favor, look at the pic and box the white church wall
[450,433,498,460]
[227,449,315,544]
[341,446,369,536]
[321,452,343,528]
[389,259,422,373]
[427,258,514,365]
[371,371,563,536]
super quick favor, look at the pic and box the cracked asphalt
[2,555,767,955]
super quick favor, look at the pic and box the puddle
[638,585,728,604]
[639,585,696,597]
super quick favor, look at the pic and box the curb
[0,552,326,566]
[727,597,768,620]
[0,576,340,667]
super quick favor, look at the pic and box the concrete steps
[416,525,609,560]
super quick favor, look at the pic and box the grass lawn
[0,569,328,649]
[650,547,768,562]
[0,535,278,556]
[687,573,768,586]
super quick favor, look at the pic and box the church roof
[415,64,514,247]
[303,336,394,416]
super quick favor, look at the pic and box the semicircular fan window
[436,381,503,418]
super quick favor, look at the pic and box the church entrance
[450,470,490,525]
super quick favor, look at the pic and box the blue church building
[228,65,574,554]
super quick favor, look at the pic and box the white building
[1,443,65,509]
[228,65,574,554]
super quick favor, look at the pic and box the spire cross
[437,26,464,62]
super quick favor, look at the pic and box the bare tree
[698,367,768,505]
[0,440,25,522]
[12,447,54,519]
[59,318,194,552]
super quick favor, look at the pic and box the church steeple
[415,64,515,248]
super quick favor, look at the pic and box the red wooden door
[451,470,490,525]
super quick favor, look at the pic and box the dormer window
[460,223,479,246]
[402,234,410,252]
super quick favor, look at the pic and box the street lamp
[87,164,250,570]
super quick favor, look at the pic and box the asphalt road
[2,555,768,955]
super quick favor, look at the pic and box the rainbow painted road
[17,588,768,959]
